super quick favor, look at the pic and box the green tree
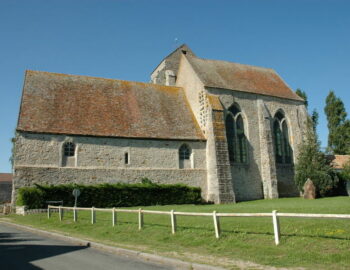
[334,120,350,155]
[311,109,319,132]
[294,117,337,197]
[295,88,308,108]
[324,90,350,154]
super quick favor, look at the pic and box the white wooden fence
[47,205,350,245]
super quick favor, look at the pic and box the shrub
[17,187,44,209]
[335,172,349,196]
[17,182,202,209]
[141,177,154,185]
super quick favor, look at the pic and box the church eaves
[17,71,205,140]
[186,56,304,101]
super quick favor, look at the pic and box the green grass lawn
[3,197,350,270]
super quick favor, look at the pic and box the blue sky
[1,0,349,173]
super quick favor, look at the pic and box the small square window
[179,144,191,160]
[64,142,75,157]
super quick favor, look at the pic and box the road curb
[0,220,227,270]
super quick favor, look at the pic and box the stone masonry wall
[176,55,206,135]
[214,89,264,201]
[0,182,12,203]
[209,109,235,203]
[207,88,306,201]
[13,132,207,203]
[276,165,299,197]
[15,133,206,169]
[176,56,235,203]
[257,99,278,199]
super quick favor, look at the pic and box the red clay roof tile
[0,173,12,182]
[186,56,303,101]
[17,71,204,140]
[327,155,350,169]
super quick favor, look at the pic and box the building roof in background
[0,173,12,182]
[327,155,350,170]
[17,71,204,140]
[186,56,304,101]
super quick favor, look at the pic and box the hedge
[17,182,202,209]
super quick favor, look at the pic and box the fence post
[170,210,177,234]
[138,208,143,230]
[91,207,96,224]
[272,210,280,245]
[73,207,77,222]
[112,207,116,227]
[59,206,63,221]
[213,211,221,239]
[47,206,51,219]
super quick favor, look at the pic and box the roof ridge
[187,55,276,73]
[161,44,192,62]
[26,70,182,90]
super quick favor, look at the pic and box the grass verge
[3,197,350,270]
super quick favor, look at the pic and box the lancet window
[225,104,248,164]
[273,111,292,164]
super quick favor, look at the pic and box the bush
[17,182,202,209]
[17,187,44,209]
[334,172,349,196]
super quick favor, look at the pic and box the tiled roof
[17,71,204,140]
[186,56,303,101]
[327,155,350,169]
[0,173,12,182]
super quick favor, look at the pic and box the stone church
[13,44,307,204]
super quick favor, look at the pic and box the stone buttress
[205,94,236,203]
[257,99,278,198]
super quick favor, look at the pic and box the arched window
[225,115,235,161]
[179,144,191,169]
[273,120,283,163]
[273,111,292,164]
[225,104,248,164]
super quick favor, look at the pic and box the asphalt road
[0,223,175,270]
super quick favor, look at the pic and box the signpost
[72,188,81,207]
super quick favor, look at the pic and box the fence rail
[48,205,350,245]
